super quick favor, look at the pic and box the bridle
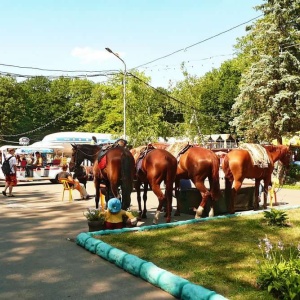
[71,145,102,172]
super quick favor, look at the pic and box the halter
[71,145,102,172]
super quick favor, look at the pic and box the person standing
[26,151,43,177]
[2,148,17,197]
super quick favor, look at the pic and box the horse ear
[71,143,76,149]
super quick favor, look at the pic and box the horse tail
[210,155,221,200]
[222,155,233,181]
[165,154,177,199]
[121,149,134,210]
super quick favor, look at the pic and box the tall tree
[78,79,123,135]
[231,0,300,143]
[19,76,54,142]
[68,78,94,130]
[49,76,74,133]
[198,60,241,135]
[126,71,163,146]
[0,76,27,144]
[170,67,203,142]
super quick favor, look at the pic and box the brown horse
[222,144,291,214]
[131,145,177,224]
[69,144,135,210]
[171,145,221,218]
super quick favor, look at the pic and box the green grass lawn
[283,183,300,189]
[97,209,300,300]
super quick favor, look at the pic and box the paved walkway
[0,180,299,299]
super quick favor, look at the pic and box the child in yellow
[268,181,277,207]
[105,198,137,229]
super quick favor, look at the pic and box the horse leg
[224,177,233,213]
[151,183,169,224]
[135,180,143,218]
[164,179,174,222]
[230,179,242,214]
[254,179,261,210]
[194,192,210,219]
[173,178,181,216]
[263,179,271,210]
[94,178,100,209]
[193,180,210,218]
[207,177,215,217]
[142,183,148,218]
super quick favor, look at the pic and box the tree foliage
[0,76,26,138]
[1,1,300,147]
[232,0,300,143]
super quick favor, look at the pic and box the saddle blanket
[98,155,107,170]
[131,146,147,162]
[165,142,191,158]
[239,143,270,168]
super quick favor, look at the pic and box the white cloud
[71,47,125,64]
[71,47,108,63]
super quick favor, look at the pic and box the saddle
[176,144,193,160]
[136,144,155,172]
[97,138,128,168]
[166,142,193,162]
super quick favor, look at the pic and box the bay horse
[69,144,135,210]
[131,145,177,224]
[170,144,221,218]
[222,144,291,214]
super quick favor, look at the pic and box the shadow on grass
[99,209,300,300]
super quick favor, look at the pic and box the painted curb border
[76,204,300,300]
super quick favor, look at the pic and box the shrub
[256,236,300,299]
[287,164,300,180]
[83,207,106,223]
[263,209,289,227]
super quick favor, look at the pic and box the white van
[0,145,65,183]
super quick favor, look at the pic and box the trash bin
[178,186,254,216]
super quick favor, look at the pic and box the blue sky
[0,0,262,88]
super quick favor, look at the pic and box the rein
[76,147,102,158]
[71,146,102,171]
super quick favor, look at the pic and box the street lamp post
[105,47,127,140]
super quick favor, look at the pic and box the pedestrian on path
[2,148,18,197]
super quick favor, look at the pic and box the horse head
[279,145,292,169]
[69,144,78,172]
